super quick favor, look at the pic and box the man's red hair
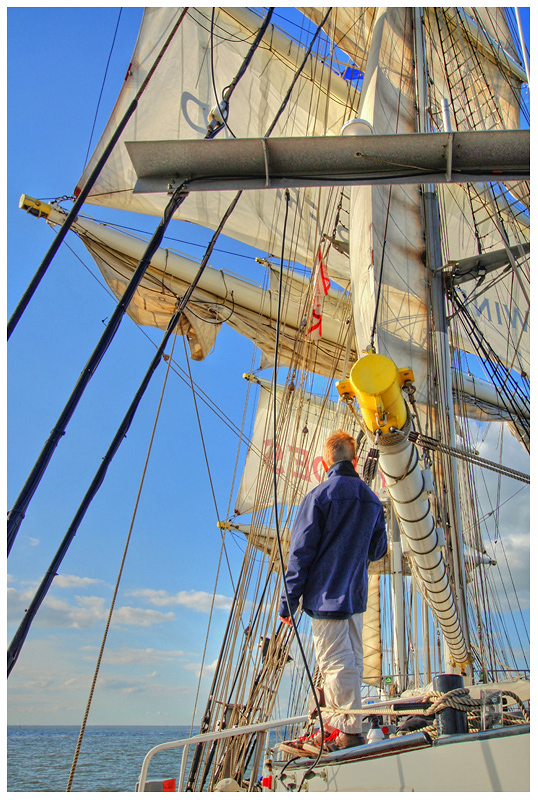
[323,430,356,466]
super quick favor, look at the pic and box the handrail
[136,714,309,792]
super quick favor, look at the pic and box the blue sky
[6,6,531,728]
[6,5,264,726]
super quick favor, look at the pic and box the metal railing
[136,714,309,792]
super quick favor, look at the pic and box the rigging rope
[448,290,529,447]
[408,431,529,483]
[65,320,178,792]
[179,333,247,762]
[7,191,243,677]
[264,7,332,139]
[7,8,189,340]
[7,180,191,557]
[208,7,275,139]
[271,189,327,789]
[8,1,276,556]
[63,235,265,455]
[82,8,123,171]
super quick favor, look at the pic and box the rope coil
[316,686,529,726]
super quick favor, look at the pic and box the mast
[413,7,471,672]
[389,508,407,692]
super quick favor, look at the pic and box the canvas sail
[72,213,355,376]
[75,6,358,283]
[234,378,358,515]
[345,7,529,407]
[76,4,529,385]
[348,7,429,399]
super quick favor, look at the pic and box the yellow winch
[337,353,413,435]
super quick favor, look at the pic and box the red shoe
[279,730,320,757]
[303,729,365,755]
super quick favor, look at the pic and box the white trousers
[311,613,363,734]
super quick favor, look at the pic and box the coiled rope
[317,686,529,743]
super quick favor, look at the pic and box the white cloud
[81,646,194,666]
[7,589,174,630]
[183,658,219,678]
[126,588,233,613]
[112,605,175,628]
[53,574,103,589]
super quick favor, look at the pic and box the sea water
[7,726,199,792]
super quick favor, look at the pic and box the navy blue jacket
[278,460,387,619]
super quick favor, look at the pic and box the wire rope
[7,7,189,339]
[82,8,123,171]
[65,317,178,793]
[7,190,242,676]
[270,189,327,786]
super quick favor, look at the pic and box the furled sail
[75,7,359,282]
[36,202,355,375]
[348,7,430,398]
[363,574,382,685]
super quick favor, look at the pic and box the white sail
[34,202,355,375]
[234,377,358,515]
[345,7,529,399]
[75,7,358,283]
[76,5,529,386]
[348,8,429,398]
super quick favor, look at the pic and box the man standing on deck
[278,430,387,755]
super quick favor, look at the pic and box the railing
[136,714,309,792]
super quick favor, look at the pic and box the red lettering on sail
[288,446,310,480]
[263,439,284,474]
[307,248,330,341]
[307,308,323,339]
[312,456,324,483]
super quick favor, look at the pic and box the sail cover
[75,7,359,283]
[363,574,382,685]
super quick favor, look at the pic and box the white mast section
[515,8,530,87]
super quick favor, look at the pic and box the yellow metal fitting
[335,378,355,399]
[19,194,52,219]
[348,354,413,434]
